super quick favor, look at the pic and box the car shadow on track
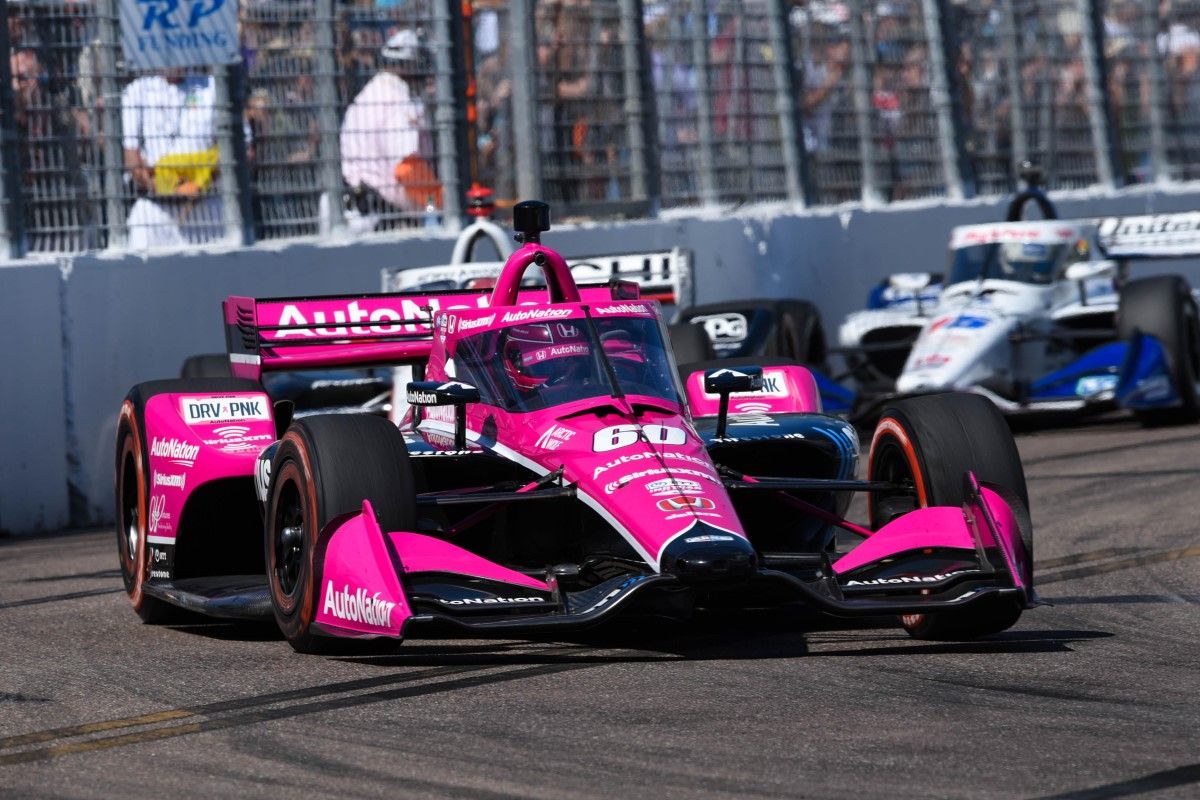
[328,608,1113,668]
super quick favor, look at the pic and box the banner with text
[120,0,240,70]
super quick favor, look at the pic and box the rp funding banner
[120,0,240,70]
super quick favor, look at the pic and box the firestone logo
[322,582,397,628]
[150,437,199,468]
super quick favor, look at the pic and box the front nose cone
[660,526,757,583]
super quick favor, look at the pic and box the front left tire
[265,414,415,653]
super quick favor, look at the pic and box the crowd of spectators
[4,0,1200,255]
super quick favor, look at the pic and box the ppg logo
[695,313,748,343]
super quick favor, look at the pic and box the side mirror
[1063,259,1116,283]
[704,367,763,438]
[704,367,763,395]
[407,380,480,450]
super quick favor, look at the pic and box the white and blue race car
[837,208,1200,424]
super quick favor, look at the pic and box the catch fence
[2,0,1200,259]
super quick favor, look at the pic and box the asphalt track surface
[2,418,1199,799]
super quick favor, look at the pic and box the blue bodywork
[1026,334,1180,410]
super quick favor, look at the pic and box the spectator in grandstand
[340,27,441,227]
[121,69,225,250]
[9,46,96,252]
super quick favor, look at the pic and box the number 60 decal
[592,424,686,452]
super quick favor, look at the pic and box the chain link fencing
[2,0,1200,259]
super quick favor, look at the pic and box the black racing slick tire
[1117,275,1200,425]
[867,392,1031,640]
[668,321,716,365]
[265,414,415,654]
[180,353,232,379]
[115,377,262,623]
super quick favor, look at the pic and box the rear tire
[265,414,415,654]
[668,322,716,366]
[114,376,260,623]
[180,353,231,379]
[115,402,177,623]
[867,392,1030,640]
[1117,275,1200,425]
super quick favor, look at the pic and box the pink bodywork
[142,390,276,546]
[684,364,822,417]
[156,237,1033,641]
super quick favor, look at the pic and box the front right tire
[1117,274,1200,425]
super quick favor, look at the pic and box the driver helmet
[600,329,647,378]
[502,322,591,392]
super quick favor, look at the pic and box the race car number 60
[592,424,686,452]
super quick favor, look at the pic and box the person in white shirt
[121,71,223,249]
[340,29,439,222]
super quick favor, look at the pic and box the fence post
[766,0,807,206]
[846,0,880,204]
[0,13,24,258]
[1141,0,1169,183]
[921,0,965,200]
[1078,0,1117,188]
[96,0,127,249]
[998,0,1026,186]
[508,0,542,203]
[688,0,718,206]
[313,0,345,236]
[431,0,464,231]
[212,66,252,245]
[618,0,659,212]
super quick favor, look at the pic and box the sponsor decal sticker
[593,303,650,315]
[456,314,495,332]
[1075,374,1119,397]
[153,472,186,491]
[181,395,270,425]
[592,450,714,479]
[202,425,274,453]
[684,534,735,543]
[500,307,573,323]
[693,313,747,343]
[844,570,971,587]
[656,495,716,512]
[604,466,718,494]
[535,424,575,451]
[644,478,702,496]
[436,596,547,607]
[322,582,397,628]
[701,369,788,400]
[150,437,199,468]
[148,494,171,534]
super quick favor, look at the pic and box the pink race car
[115,201,1037,653]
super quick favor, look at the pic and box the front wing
[307,476,1034,642]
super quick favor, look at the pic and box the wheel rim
[869,439,920,525]
[870,434,925,632]
[273,479,305,598]
[119,450,140,570]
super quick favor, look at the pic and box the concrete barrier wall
[0,262,68,533]
[4,188,1200,533]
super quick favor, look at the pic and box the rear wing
[1097,212,1200,260]
[381,247,693,306]
[223,283,640,381]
